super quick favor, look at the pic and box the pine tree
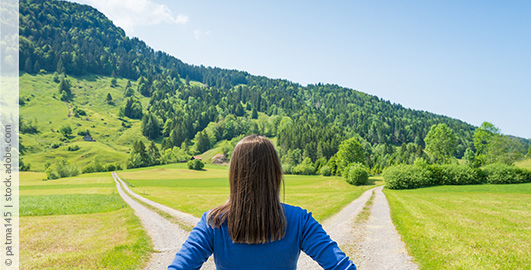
[24,57,33,73]
[251,108,258,119]
[33,60,41,73]
[148,141,161,165]
[56,58,65,74]
[235,103,244,117]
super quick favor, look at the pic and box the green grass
[20,73,151,171]
[384,184,531,269]
[198,139,227,163]
[21,208,151,270]
[19,171,151,269]
[21,194,126,216]
[515,158,531,170]
[118,163,381,221]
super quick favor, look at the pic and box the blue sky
[71,0,531,139]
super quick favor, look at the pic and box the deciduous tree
[424,123,457,164]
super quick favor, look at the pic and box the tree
[486,135,525,165]
[148,141,161,165]
[336,137,365,176]
[474,122,499,155]
[234,103,245,117]
[53,72,60,83]
[195,131,211,153]
[463,148,476,167]
[345,163,369,185]
[123,97,143,119]
[127,140,152,168]
[424,123,457,164]
[473,122,499,166]
[141,113,160,139]
[251,108,258,119]
[24,56,33,73]
[56,58,65,74]
[59,125,72,138]
[33,60,41,73]
[106,93,113,104]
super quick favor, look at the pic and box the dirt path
[111,172,215,270]
[351,186,418,269]
[114,172,417,269]
[296,187,376,269]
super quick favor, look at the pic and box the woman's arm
[300,210,357,270]
[168,212,214,270]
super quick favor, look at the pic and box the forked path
[111,172,215,270]
[113,172,417,269]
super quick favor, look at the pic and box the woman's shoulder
[281,203,312,219]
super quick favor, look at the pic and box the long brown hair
[207,135,286,244]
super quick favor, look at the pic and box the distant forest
[18,0,529,174]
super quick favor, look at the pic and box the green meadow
[515,158,531,170]
[118,163,381,221]
[385,184,531,269]
[19,72,151,171]
[19,172,151,269]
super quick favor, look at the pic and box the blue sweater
[168,204,356,270]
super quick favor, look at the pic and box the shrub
[50,142,61,149]
[45,167,59,180]
[383,164,433,189]
[430,164,483,185]
[45,158,79,180]
[345,163,369,186]
[320,165,331,176]
[293,163,315,175]
[482,163,529,184]
[187,159,204,170]
[67,145,80,151]
[282,163,294,174]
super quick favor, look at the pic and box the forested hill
[20,0,483,171]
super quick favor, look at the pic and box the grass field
[19,73,151,171]
[384,184,531,269]
[20,172,151,269]
[515,158,531,170]
[118,163,382,221]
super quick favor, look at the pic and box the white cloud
[72,0,188,33]
[194,29,210,40]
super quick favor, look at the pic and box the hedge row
[384,163,531,189]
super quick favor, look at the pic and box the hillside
[19,0,528,173]
[19,72,152,170]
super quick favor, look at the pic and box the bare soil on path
[351,186,418,270]
[113,172,418,269]
[112,172,215,270]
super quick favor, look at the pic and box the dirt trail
[114,172,417,269]
[111,172,215,270]
[351,186,418,269]
[296,188,376,269]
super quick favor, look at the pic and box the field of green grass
[385,184,531,269]
[19,73,152,171]
[19,171,151,269]
[118,163,382,221]
[515,158,531,170]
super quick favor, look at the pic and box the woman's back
[169,204,355,270]
[168,135,356,269]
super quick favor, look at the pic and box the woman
[168,135,356,270]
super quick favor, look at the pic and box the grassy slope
[118,163,382,221]
[20,172,151,269]
[19,73,151,171]
[515,158,531,170]
[384,184,531,269]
